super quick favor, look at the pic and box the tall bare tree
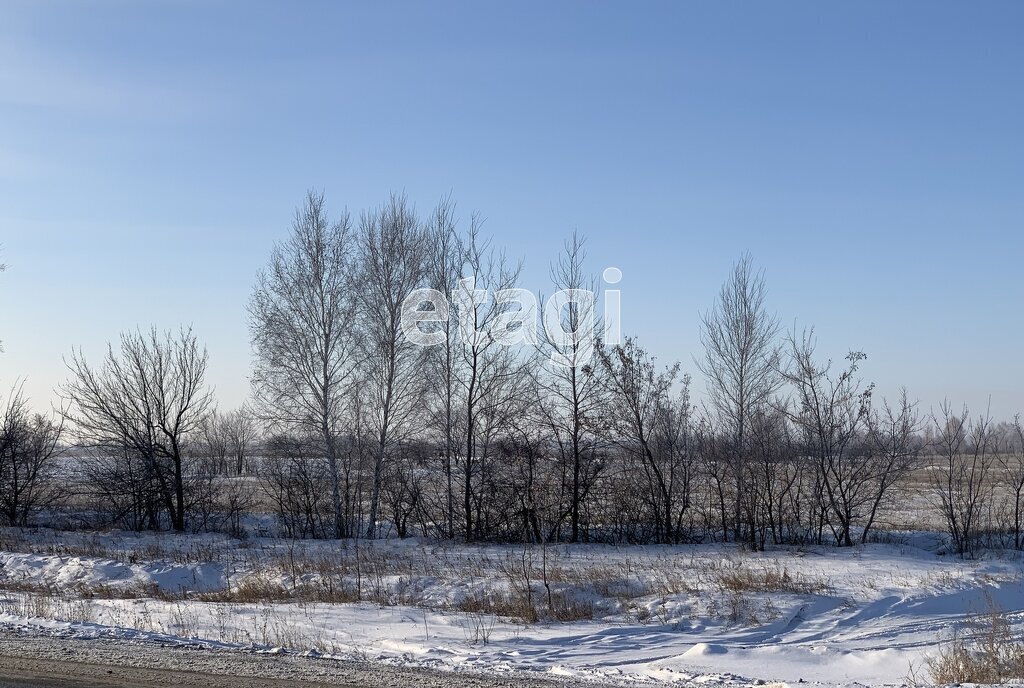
[62,327,212,532]
[249,191,358,539]
[697,254,781,544]
[355,194,429,538]
[537,232,605,542]
[455,223,530,541]
[422,196,463,538]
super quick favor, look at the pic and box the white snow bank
[3,530,1024,687]
[0,552,225,593]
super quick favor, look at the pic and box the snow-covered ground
[1,528,1021,687]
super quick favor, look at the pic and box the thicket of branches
[3,196,1023,557]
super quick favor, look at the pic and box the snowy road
[0,632,605,688]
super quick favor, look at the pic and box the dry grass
[1,530,841,631]
[714,563,831,595]
[0,529,242,568]
[0,587,348,654]
[196,576,360,605]
[0,591,99,623]
[455,583,593,625]
[0,543,830,629]
[926,599,1024,685]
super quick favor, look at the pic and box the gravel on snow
[0,628,612,688]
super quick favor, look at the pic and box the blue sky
[1,1,1022,418]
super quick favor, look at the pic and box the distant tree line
[2,195,1022,558]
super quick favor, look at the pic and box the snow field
[2,528,1023,686]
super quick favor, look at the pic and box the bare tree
[744,406,802,547]
[782,330,874,547]
[62,327,212,532]
[455,223,530,541]
[998,416,1024,549]
[380,442,429,538]
[258,433,335,539]
[697,254,781,545]
[499,395,564,543]
[598,337,695,543]
[422,196,463,538]
[695,413,735,542]
[199,406,258,476]
[224,406,259,476]
[201,405,260,475]
[537,232,605,542]
[80,444,162,531]
[355,194,429,538]
[862,390,921,543]
[249,191,358,539]
[0,385,65,526]
[200,410,231,475]
[930,402,995,557]
[216,473,258,539]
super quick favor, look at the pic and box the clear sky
[1,1,1021,418]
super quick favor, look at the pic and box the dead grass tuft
[927,600,1024,684]
[715,563,831,595]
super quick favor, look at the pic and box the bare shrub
[460,599,496,645]
[257,440,334,539]
[929,403,996,558]
[544,589,594,622]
